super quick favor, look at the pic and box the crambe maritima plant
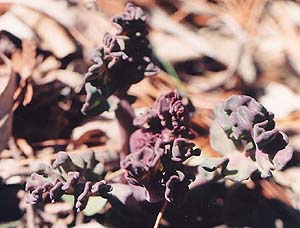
[210,95,293,181]
[122,90,212,204]
[24,2,296,227]
[26,150,111,212]
[81,3,158,116]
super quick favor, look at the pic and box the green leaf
[224,152,257,181]
[0,220,20,228]
[215,105,232,131]
[184,153,228,171]
[209,120,236,155]
[62,194,74,206]
[61,195,108,216]
[81,83,110,116]
[83,196,108,216]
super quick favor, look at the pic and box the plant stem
[105,169,126,181]
[153,200,168,228]
[114,99,136,161]
[75,211,84,225]
[26,205,35,228]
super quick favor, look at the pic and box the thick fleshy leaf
[123,90,203,204]
[215,105,232,132]
[224,153,257,181]
[62,194,108,215]
[81,3,158,116]
[81,83,109,116]
[210,120,236,156]
[210,95,293,180]
[25,151,111,211]
[255,149,274,178]
[83,196,108,216]
[184,153,228,172]
[272,147,293,170]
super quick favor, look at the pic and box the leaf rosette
[121,91,219,204]
[25,150,112,212]
[210,95,293,181]
[82,3,158,116]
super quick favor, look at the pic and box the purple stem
[114,99,136,161]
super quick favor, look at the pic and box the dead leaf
[10,5,76,58]
[12,39,36,79]
[71,120,120,150]
[11,39,36,107]
[0,11,35,39]
[270,1,300,76]
[0,54,16,152]
[150,31,200,63]
[16,138,34,158]
[259,82,300,119]
[40,69,84,93]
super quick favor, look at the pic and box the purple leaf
[123,90,206,204]
[81,3,158,116]
[210,95,293,181]
[25,150,112,211]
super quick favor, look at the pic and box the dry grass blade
[153,201,168,228]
